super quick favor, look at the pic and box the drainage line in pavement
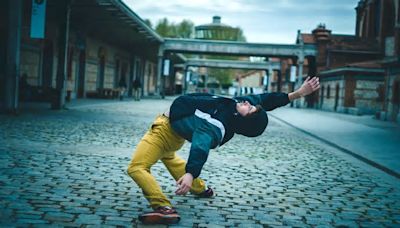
[269,114,400,179]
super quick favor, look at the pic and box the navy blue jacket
[169,92,290,178]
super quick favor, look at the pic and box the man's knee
[127,163,147,179]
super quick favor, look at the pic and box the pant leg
[127,115,185,209]
[161,152,206,194]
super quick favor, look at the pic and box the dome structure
[195,16,241,40]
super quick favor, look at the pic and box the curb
[269,113,400,179]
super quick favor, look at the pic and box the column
[52,0,71,109]
[263,70,268,92]
[267,63,273,92]
[296,56,304,108]
[4,0,22,114]
[156,45,164,97]
[183,64,188,95]
[127,55,135,97]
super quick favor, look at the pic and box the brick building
[0,0,163,113]
[281,0,399,121]
[237,70,265,95]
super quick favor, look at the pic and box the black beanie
[233,108,268,137]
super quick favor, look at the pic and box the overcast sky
[124,0,360,44]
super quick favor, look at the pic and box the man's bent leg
[161,152,206,194]
[127,115,177,209]
[127,139,172,208]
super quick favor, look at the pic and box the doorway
[97,55,105,90]
[392,80,400,120]
[344,79,356,107]
[77,50,85,98]
[42,40,53,88]
[334,84,339,111]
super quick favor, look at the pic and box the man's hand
[299,76,320,96]
[175,173,193,195]
[289,76,320,101]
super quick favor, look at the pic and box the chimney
[312,23,331,42]
[212,16,221,24]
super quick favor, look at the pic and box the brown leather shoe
[138,206,180,224]
[195,186,214,198]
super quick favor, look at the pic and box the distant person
[118,77,127,101]
[132,77,141,101]
[19,73,31,101]
[127,77,320,225]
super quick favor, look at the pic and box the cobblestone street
[1,99,399,227]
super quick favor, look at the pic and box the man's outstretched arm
[288,76,320,101]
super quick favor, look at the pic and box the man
[118,77,127,101]
[132,77,141,101]
[127,76,320,225]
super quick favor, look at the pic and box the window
[393,81,400,104]
[377,84,385,102]
[398,0,400,23]
[327,85,331,99]
[374,0,381,36]
[67,47,74,80]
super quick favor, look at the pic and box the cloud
[124,0,360,43]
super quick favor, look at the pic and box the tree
[154,18,194,38]
[176,20,194,38]
[155,18,175,37]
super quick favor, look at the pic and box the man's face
[236,100,257,117]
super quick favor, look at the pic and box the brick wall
[354,79,384,114]
[84,37,130,93]
[387,73,400,121]
[320,79,344,112]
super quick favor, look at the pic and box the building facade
[284,0,399,121]
[0,0,162,113]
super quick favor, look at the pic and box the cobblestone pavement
[0,99,399,227]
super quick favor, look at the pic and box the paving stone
[43,212,75,222]
[0,100,399,227]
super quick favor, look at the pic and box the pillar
[296,57,304,108]
[183,64,188,94]
[52,0,71,109]
[4,0,22,114]
[156,46,164,98]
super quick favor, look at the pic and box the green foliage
[155,18,194,38]
[176,20,194,38]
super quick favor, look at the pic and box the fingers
[175,183,190,195]
[175,177,190,195]
[301,76,320,95]
[307,77,319,90]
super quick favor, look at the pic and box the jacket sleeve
[185,127,214,179]
[237,92,290,111]
[259,92,290,111]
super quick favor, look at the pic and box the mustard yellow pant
[127,115,206,209]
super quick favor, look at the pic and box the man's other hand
[175,173,194,195]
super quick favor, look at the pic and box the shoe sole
[139,212,180,225]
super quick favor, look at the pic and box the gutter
[97,0,164,43]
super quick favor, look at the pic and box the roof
[238,70,263,79]
[298,32,379,52]
[195,23,233,30]
[345,60,382,68]
[300,34,316,44]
